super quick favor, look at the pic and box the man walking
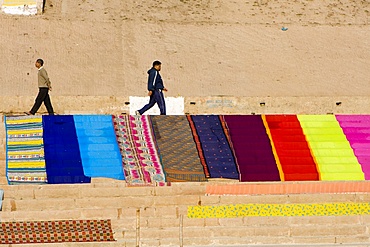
[136,60,167,115]
[26,59,54,115]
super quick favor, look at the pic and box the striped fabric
[5,114,370,184]
[5,116,47,184]
[151,115,207,182]
[113,115,166,186]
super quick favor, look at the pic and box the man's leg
[138,93,156,115]
[156,91,166,115]
[30,88,47,114]
[43,91,54,115]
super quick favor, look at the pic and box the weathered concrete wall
[0,0,369,100]
[1,95,370,115]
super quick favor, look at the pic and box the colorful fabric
[336,115,370,180]
[224,115,280,181]
[298,115,364,181]
[265,115,319,181]
[151,115,206,182]
[113,115,166,186]
[189,115,239,179]
[5,116,47,184]
[0,219,115,244]
[188,202,370,218]
[74,115,124,180]
[42,116,91,184]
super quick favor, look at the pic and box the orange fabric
[206,181,370,195]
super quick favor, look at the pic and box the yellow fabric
[8,139,43,146]
[321,173,365,181]
[188,202,370,218]
[8,129,43,135]
[297,115,364,181]
[2,0,37,6]
[6,117,42,124]
[8,161,46,168]
[8,150,44,156]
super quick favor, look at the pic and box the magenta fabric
[336,115,370,179]
[224,115,280,182]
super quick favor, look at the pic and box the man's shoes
[135,110,141,115]
[24,111,34,115]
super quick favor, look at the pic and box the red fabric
[266,115,319,181]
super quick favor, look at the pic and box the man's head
[35,59,44,69]
[152,60,162,71]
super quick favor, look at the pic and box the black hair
[152,60,161,67]
[36,59,44,66]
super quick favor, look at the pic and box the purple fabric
[224,115,280,182]
[336,115,370,179]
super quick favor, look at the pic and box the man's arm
[40,69,52,88]
[147,70,157,91]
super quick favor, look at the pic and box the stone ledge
[2,95,370,115]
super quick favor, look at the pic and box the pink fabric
[113,115,166,186]
[336,115,370,180]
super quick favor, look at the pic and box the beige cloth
[38,67,51,88]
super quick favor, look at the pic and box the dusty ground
[0,0,369,98]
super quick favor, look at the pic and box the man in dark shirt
[26,58,54,115]
[136,60,168,115]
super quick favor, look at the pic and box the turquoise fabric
[74,115,124,180]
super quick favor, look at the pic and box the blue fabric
[191,115,239,179]
[74,115,124,180]
[42,115,91,184]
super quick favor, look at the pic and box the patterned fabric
[113,115,167,186]
[5,116,47,184]
[189,115,239,179]
[188,203,370,218]
[151,115,207,182]
[0,219,115,244]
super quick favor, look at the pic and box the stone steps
[1,118,370,246]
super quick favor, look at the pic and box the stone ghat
[0,181,369,246]
[1,116,370,246]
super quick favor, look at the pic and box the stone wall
[1,95,370,115]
